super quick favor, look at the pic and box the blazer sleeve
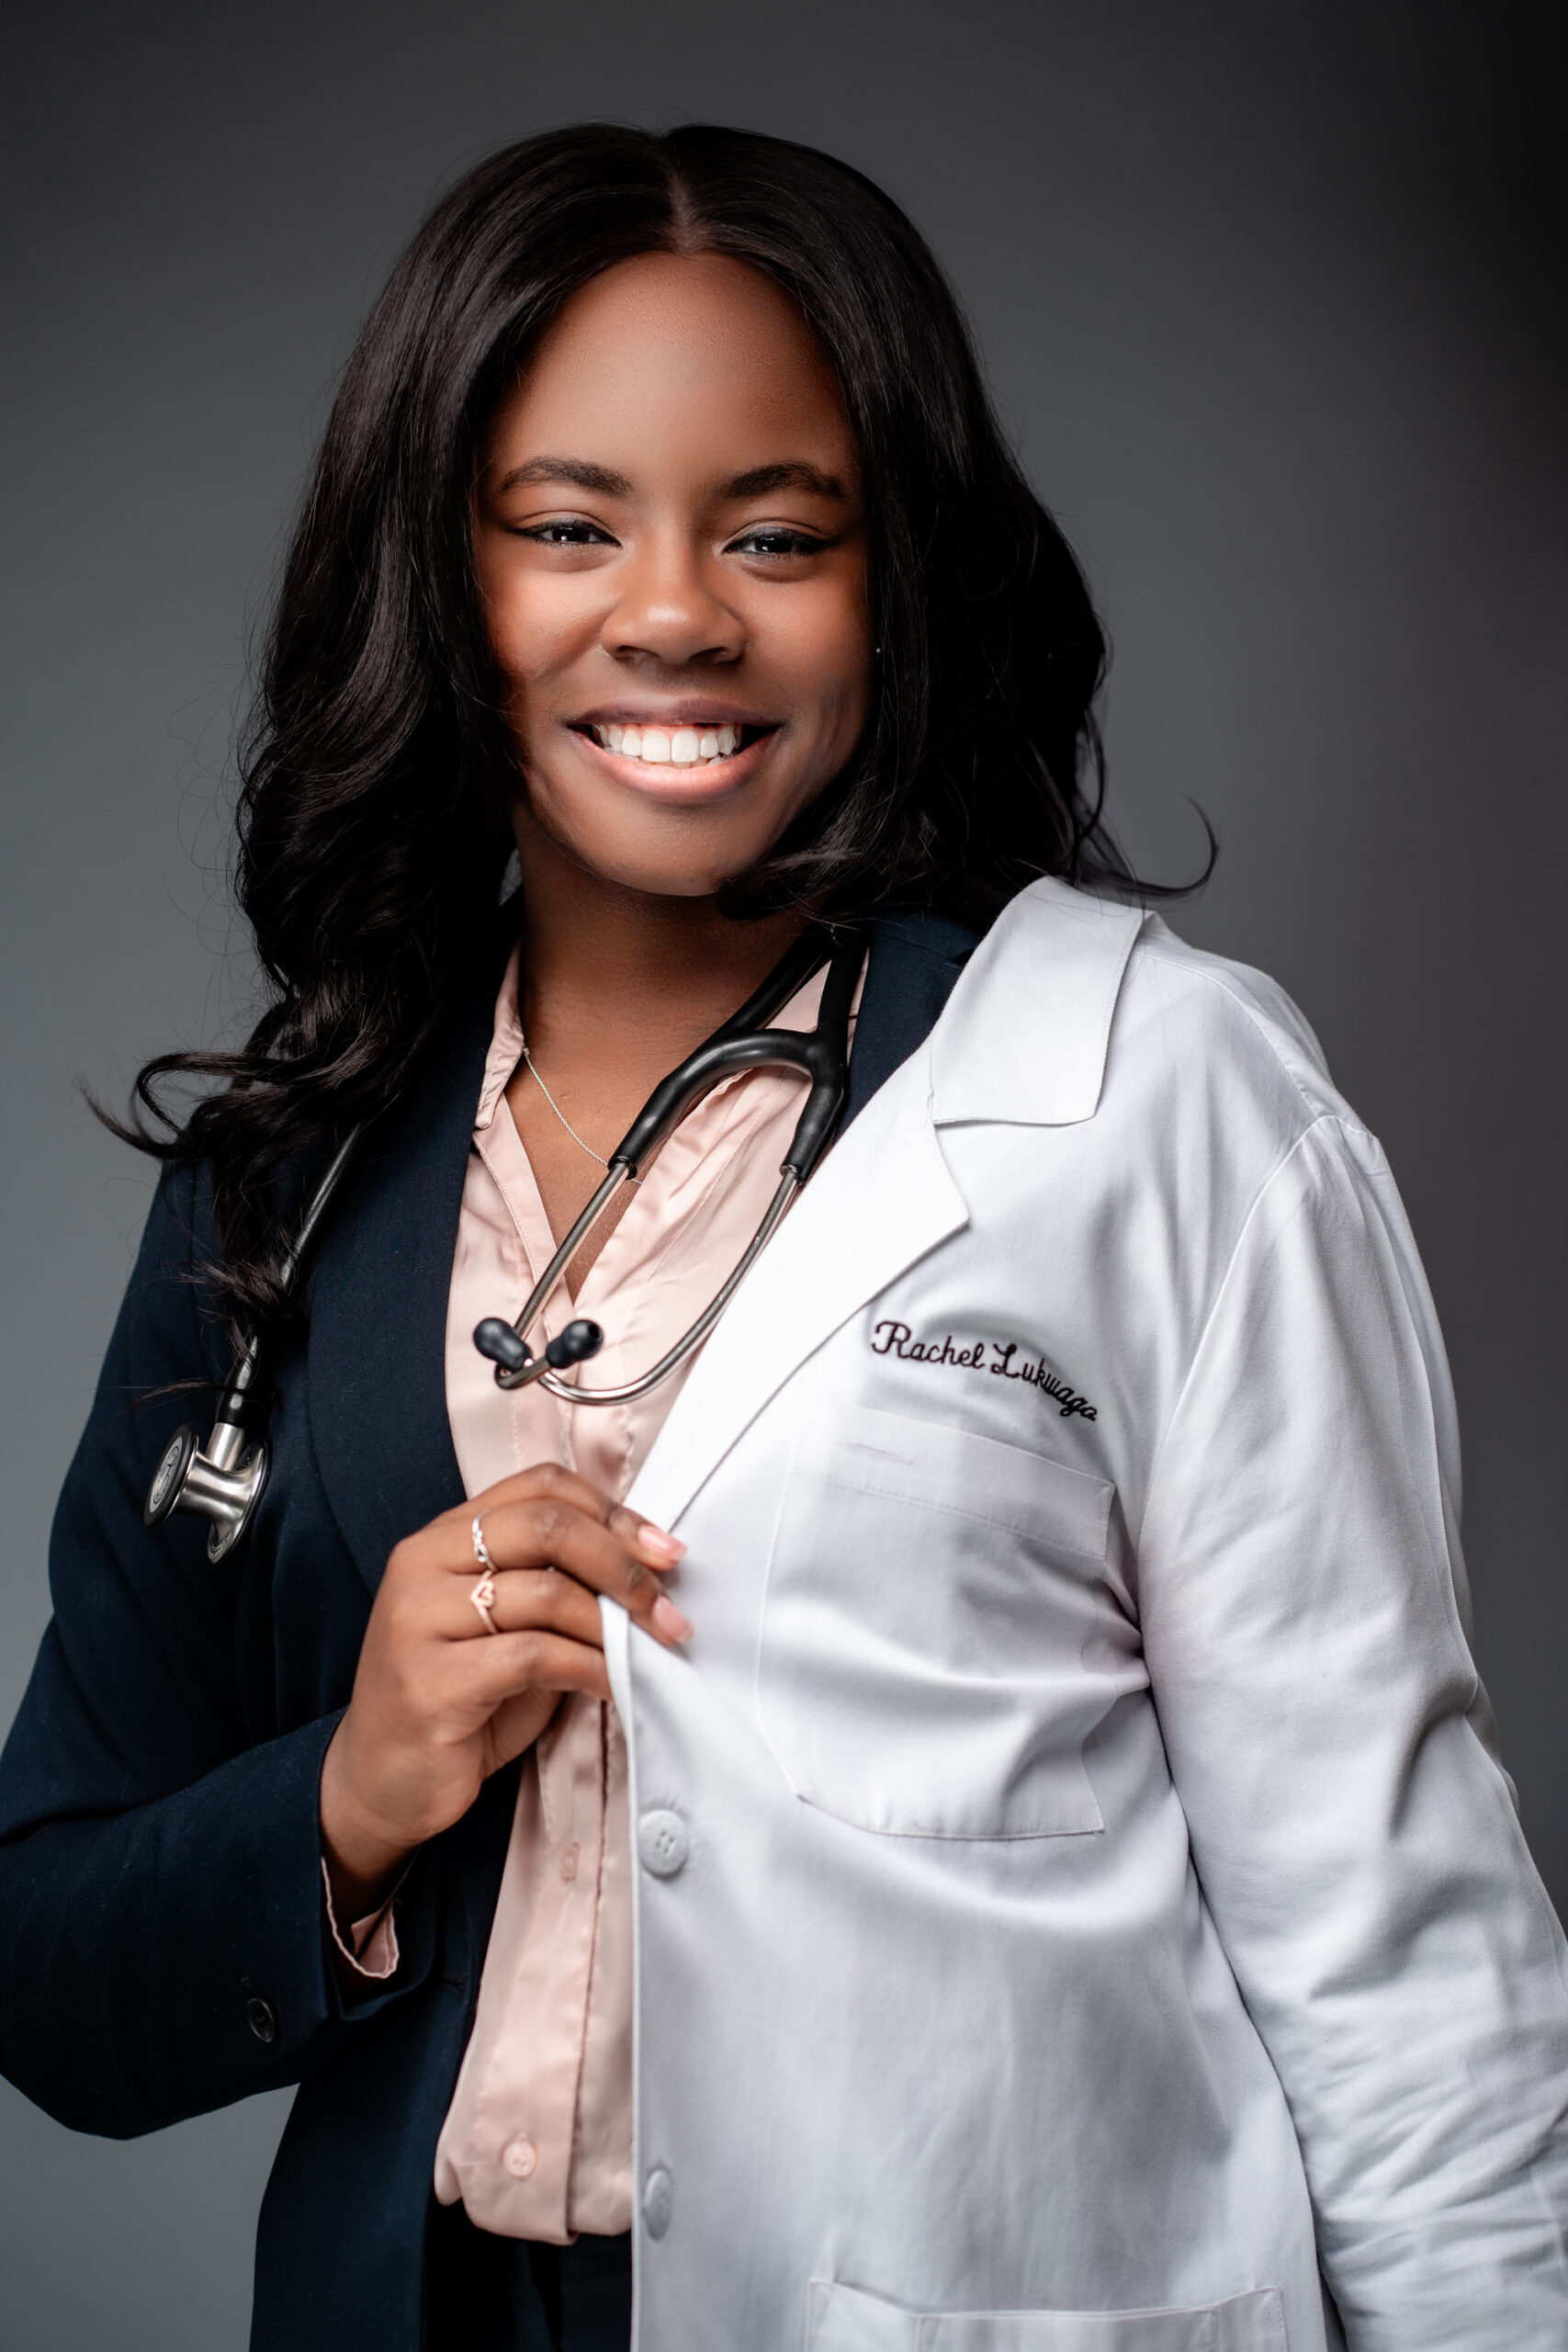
[1137,1113,1568,2346]
[0,1164,391,2138]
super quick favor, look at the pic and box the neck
[513,817,807,1066]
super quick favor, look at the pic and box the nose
[604,531,743,669]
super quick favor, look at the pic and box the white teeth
[591,721,747,764]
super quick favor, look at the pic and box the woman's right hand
[319,1463,690,1922]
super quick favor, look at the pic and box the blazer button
[245,1996,277,2045]
[637,1810,689,1879]
[641,2165,673,2239]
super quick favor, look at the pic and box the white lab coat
[604,878,1568,2352]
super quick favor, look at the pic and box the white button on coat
[641,2165,673,2239]
[637,1809,689,1878]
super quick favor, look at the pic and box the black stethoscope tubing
[144,924,861,1560]
[472,922,862,1403]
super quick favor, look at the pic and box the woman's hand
[319,1463,689,1921]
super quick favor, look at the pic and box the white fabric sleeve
[1137,1114,1568,2349]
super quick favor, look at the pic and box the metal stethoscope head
[143,1129,365,1562]
[473,922,862,1406]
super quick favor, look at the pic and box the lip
[569,718,781,805]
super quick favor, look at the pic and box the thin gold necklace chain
[518,1038,638,1177]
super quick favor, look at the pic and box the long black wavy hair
[118,121,1160,1324]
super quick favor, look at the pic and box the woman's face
[475,250,872,899]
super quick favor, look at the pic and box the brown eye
[517,519,617,546]
[728,528,826,559]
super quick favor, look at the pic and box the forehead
[490,250,856,473]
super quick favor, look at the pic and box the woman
[1,122,1564,2352]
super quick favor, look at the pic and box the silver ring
[469,1513,499,1634]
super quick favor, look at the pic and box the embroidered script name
[870,1320,1099,1420]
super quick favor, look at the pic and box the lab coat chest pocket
[758,1406,1114,1838]
[807,2281,1288,2350]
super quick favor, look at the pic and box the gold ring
[469,1513,499,1634]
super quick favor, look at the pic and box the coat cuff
[321,1854,403,1981]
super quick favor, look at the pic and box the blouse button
[503,2135,538,2180]
[560,1843,581,1882]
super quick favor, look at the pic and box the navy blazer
[0,913,976,2352]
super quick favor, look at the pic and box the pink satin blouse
[335,941,848,2245]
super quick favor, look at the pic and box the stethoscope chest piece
[144,1419,270,1564]
[141,1127,363,1566]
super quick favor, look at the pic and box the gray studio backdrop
[3,4,1563,2345]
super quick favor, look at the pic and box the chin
[564,816,781,902]
[618,860,746,900]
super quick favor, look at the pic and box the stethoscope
[144,924,862,1563]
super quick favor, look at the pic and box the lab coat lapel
[629,1045,968,1534]
[628,883,1146,1532]
[307,972,500,1599]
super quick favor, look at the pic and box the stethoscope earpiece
[474,1317,530,1374]
[472,1316,605,1387]
[548,1319,604,1370]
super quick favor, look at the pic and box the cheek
[483,566,596,705]
[776,587,873,743]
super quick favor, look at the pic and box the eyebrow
[493,457,635,497]
[723,462,848,501]
[491,456,849,502]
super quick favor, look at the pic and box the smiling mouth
[580,720,773,768]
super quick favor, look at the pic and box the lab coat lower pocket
[807,2279,1289,2351]
[758,1407,1115,1839]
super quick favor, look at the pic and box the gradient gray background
[3,4,1563,2344]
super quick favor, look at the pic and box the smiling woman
[4,119,1567,2352]
[86,127,1121,1332]
[476,251,872,889]
[472,247,876,1270]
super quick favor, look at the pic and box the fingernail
[637,1526,685,1565]
[652,1594,694,1644]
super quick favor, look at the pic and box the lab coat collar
[629,883,1146,1532]
[610,912,982,1537]
[930,876,1145,1129]
[627,1054,969,1535]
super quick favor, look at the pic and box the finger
[475,1465,685,1568]
[606,1501,685,1568]
[462,1498,692,1640]
[471,1461,620,1529]
[408,1466,683,1582]
[454,1566,606,1649]
[462,1628,615,1711]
